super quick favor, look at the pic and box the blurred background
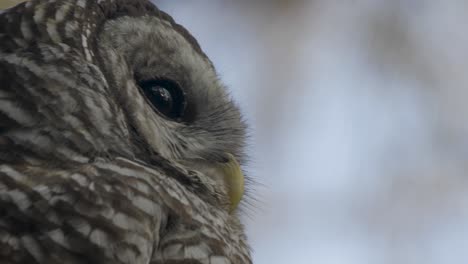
[158,1,468,264]
[2,0,468,263]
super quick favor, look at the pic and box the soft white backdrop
[157,1,468,264]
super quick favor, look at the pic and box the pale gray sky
[157,1,468,263]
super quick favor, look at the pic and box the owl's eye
[138,79,186,121]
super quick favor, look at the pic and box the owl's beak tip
[178,153,245,213]
[219,153,244,213]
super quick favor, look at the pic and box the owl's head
[0,0,248,212]
[98,6,247,163]
[98,2,249,212]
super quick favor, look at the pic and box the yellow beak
[0,1,26,10]
[180,153,245,213]
[218,153,245,213]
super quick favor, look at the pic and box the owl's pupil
[150,86,173,113]
[138,79,186,121]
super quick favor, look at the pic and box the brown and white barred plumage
[0,0,252,263]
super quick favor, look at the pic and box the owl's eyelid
[133,73,182,87]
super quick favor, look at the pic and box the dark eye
[138,79,186,121]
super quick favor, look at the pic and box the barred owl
[0,0,252,263]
